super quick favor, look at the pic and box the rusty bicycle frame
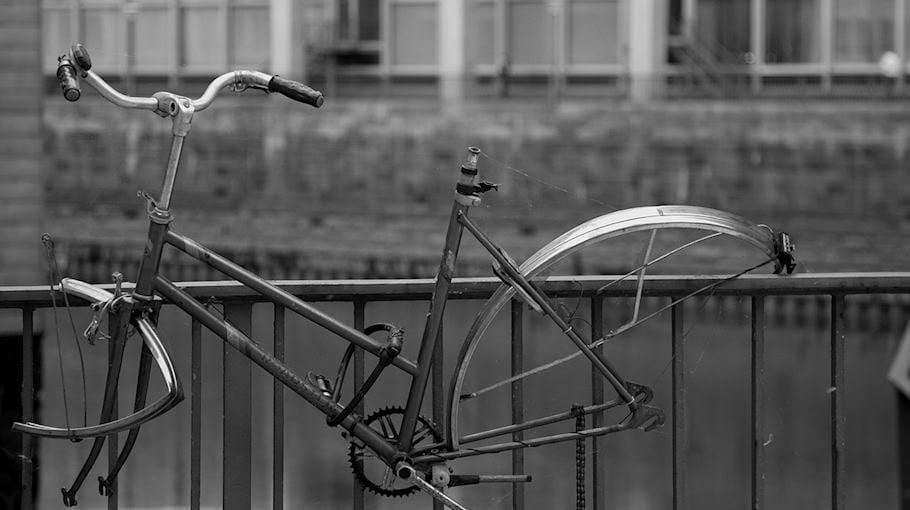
[15,44,797,510]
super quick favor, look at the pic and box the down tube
[164,229,417,375]
[152,275,401,463]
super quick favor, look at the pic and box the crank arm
[396,462,469,510]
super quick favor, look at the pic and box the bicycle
[15,44,797,509]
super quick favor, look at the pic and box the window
[694,0,750,63]
[765,0,822,63]
[466,0,622,73]
[387,1,437,68]
[835,0,893,62]
[568,0,620,65]
[333,0,438,71]
[336,0,380,44]
[42,0,270,77]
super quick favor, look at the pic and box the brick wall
[0,3,44,328]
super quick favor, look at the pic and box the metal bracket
[152,92,195,136]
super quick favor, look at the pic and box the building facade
[41,0,910,100]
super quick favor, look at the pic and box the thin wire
[462,257,776,399]
[43,235,73,434]
[61,285,89,428]
[596,233,723,294]
[478,150,613,209]
[43,235,90,428]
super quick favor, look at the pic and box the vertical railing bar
[898,389,910,510]
[107,310,120,510]
[432,319,445,510]
[591,296,606,509]
[751,296,766,510]
[273,306,285,510]
[672,300,686,510]
[20,307,35,510]
[352,300,366,510]
[191,318,202,510]
[830,295,846,510]
[223,302,253,510]
[511,299,525,510]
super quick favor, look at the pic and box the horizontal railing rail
[4,272,910,510]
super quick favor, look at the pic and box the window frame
[41,0,271,80]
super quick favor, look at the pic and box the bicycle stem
[159,135,185,211]
[157,93,195,210]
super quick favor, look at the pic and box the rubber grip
[71,43,92,71]
[267,75,324,107]
[56,56,81,102]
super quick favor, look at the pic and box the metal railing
[3,272,910,509]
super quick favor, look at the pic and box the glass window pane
[568,0,619,65]
[696,0,750,63]
[82,8,122,70]
[467,1,495,66]
[231,6,269,68]
[135,8,173,69]
[44,9,74,72]
[181,7,223,68]
[337,0,351,40]
[835,0,893,62]
[765,0,821,63]
[358,0,380,41]
[509,1,549,66]
[389,3,437,66]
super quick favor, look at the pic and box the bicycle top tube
[57,43,324,112]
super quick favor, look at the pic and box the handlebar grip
[71,43,92,71]
[56,55,81,102]
[267,75,324,107]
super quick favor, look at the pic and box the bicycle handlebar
[267,75,324,107]
[56,55,81,102]
[55,43,324,111]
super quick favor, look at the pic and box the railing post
[352,300,365,510]
[830,295,846,510]
[672,301,687,510]
[511,299,525,510]
[591,296,606,509]
[190,319,202,510]
[273,306,285,510]
[223,302,253,510]
[899,390,910,510]
[20,307,35,510]
[107,310,121,510]
[751,296,766,510]
[433,318,445,510]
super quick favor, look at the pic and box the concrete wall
[43,97,910,282]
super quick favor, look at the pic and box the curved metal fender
[13,279,183,439]
[445,205,782,449]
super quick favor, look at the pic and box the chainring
[347,406,442,498]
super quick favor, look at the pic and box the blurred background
[1,0,909,508]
